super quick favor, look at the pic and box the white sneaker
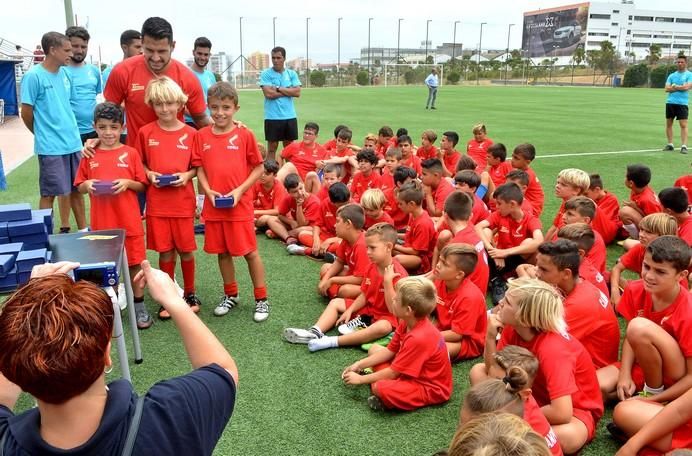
[253,299,270,322]
[338,316,369,335]
[117,283,127,311]
[214,295,239,316]
[286,244,306,255]
[283,327,318,344]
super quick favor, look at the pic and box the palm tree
[647,44,661,66]
[572,46,585,66]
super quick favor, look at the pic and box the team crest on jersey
[203,143,212,151]
[131,83,145,92]
[177,133,189,150]
[117,151,129,168]
[148,139,160,147]
[227,134,239,150]
[660,315,671,325]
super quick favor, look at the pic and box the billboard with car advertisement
[522,2,589,58]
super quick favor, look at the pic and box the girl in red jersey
[466,123,494,172]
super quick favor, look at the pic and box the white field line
[538,149,660,159]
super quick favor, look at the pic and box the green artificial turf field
[1,84,689,455]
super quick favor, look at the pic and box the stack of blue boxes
[0,203,53,293]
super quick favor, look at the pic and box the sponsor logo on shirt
[660,315,671,325]
[148,139,160,147]
[203,143,212,151]
[117,151,129,168]
[227,135,239,150]
[177,133,189,150]
[131,83,145,92]
[89,161,99,169]
[436,296,446,306]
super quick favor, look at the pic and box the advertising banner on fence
[522,2,589,58]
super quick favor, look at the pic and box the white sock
[78,227,90,232]
[308,335,338,352]
[643,383,665,395]
[623,223,639,239]
[683,144,688,148]
[309,325,324,338]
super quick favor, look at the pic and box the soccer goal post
[382,64,443,87]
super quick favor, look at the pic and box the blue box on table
[0,254,16,277]
[0,266,17,287]
[0,203,32,222]
[8,217,48,237]
[31,209,53,233]
[16,248,47,273]
[0,243,23,256]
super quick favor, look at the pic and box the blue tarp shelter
[0,60,18,116]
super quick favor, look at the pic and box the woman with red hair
[0,260,237,454]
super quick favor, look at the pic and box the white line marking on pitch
[539,149,660,159]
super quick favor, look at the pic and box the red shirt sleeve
[386,321,405,353]
[281,142,296,159]
[278,194,292,216]
[103,62,126,105]
[620,245,644,273]
[407,217,434,252]
[129,147,148,186]
[303,195,322,225]
[527,214,542,233]
[74,158,89,187]
[616,281,640,321]
[190,132,203,167]
[182,68,207,117]
[136,128,149,165]
[488,211,501,231]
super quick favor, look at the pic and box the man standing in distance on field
[259,46,301,160]
[103,17,209,148]
[425,68,439,110]
[663,55,692,154]
[20,32,87,233]
[185,37,217,129]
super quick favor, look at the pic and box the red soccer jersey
[498,328,604,426]
[563,280,620,368]
[322,138,337,154]
[617,280,692,357]
[431,179,455,215]
[387,318,453,405]
[523,166,545,216]
[451,225,490,294]
[674,175,692,211]
[620,243,646,274]
[404,212,437,257]
[137,122,197,218]
[380,169,395,194]
[489,161,513,187]
[253,180,288,212]
[552,202,566,230]
[336,232,370,278]
[591,192,621,244]
[281,141,327,181]
[586,230,607,273]
[678,216,692,245]
[278,193,322,225]
[416,145,438,160]
[316,184,330,201]
[524,395,563,456]
[434,279,487,357]
[401,154,422,176]
[579,257,609,298]
[318,199,338,238]
[74,145,147,236]
[350,171,382,203]
[104,55,206,147]
[191,126,263,222]
[631,186,663,216]
[331,148,355,183]
[360,259,408,325]
[469,193,490,226]
[466,138,493,171]
[384,188,409,230]
[442,150,461,175]
[488,210,542,249]
[521,198,537,218]
[364,211,395,230]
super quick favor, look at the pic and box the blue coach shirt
[20,65,82,155]
[666,70,692,106]
[185,68,216,123]
[65,64,102,134]
[258,67,301,120]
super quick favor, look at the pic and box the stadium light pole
[64,0,75,27]
[239,17,244,88]
[305,17,310,88]
[273,17,277,49]
[368,18,373,80]
[425,19,431,64]
[397,18,403,64]
[505,23,514,85]
[477,22,486,85]
[452,21,460,62]
[338,17,342,87]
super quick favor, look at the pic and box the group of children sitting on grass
[258,122,692,455]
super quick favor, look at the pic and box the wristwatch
[276,85,281,92]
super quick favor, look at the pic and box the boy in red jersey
[454,170,491,225]
[284,223,407,351]
[660,186,692,245]
[511,143,544,217]
[323,128,357,183]
[384,166,417,230]
[598,236,692,405]
[562,196,608,273]
[585,173,623,244]
[544,168,590,242]
[556,224,610,298]
[361,188,394,229]
[278,122,326,194]
[136,77,200,320]
[505,169,537,216]
[74,102,152,328]
[266,173,321,243]
[349,149,381,203]
[317,204,370,299]
[437,131,461,178]
[380,147,402,194]
[620,164,664,240]
[674,173,692,212]
[374,126,395,159]
[421,158,454,218]
[466,123,493,172]
[417,129,438,160]
[342,276,453,412]
[486,142,513,191]
[394,182,437,273]
[431,243,487,360]
[322,124,347,154]
[253,159,287,229]
[397,135,422,176]
[534,240,620,369]
[191,82,270,322]
[290,182,350,257]
[315,163,339,201]
[476,183,543,291]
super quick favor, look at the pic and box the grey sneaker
[214,295,239,316]
[136,307,153,329]
[287,244,307,255]
[283,327,319,344]
[681,145,688,155]
[663,144,675,151]
[338,316,369,335]
[253,299,270,322]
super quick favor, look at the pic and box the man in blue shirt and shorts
[185,36,217,129]
[664,55,692,154]
[20,32,87,233]
[259,46,301,160]
[65,26,102,144]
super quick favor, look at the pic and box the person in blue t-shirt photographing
[20,31,88,234]
[259,46,301,161]
[0,260,237,455]
[663,55,692,155]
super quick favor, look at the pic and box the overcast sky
[5,0,692,67]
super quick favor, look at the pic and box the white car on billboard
[553,22,581,46]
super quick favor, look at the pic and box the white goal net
[381,64,443,87]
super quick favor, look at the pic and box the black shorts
[38,151,81,197]
[666,103,689,120]
[264,118,298,142]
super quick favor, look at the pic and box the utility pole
[64,0,75,27]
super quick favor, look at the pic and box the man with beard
[65,26,102,144]
[20,32,87,233]
[185,37,217,129]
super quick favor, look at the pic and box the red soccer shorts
[204,220,257,256]
[372,378,428,411]
[146,216,196,253]
[612,361,676,391]
[454,338,483,362]
[125,235,146,267]
[573,408,597,442]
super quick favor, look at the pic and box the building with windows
[185,51,231,77]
